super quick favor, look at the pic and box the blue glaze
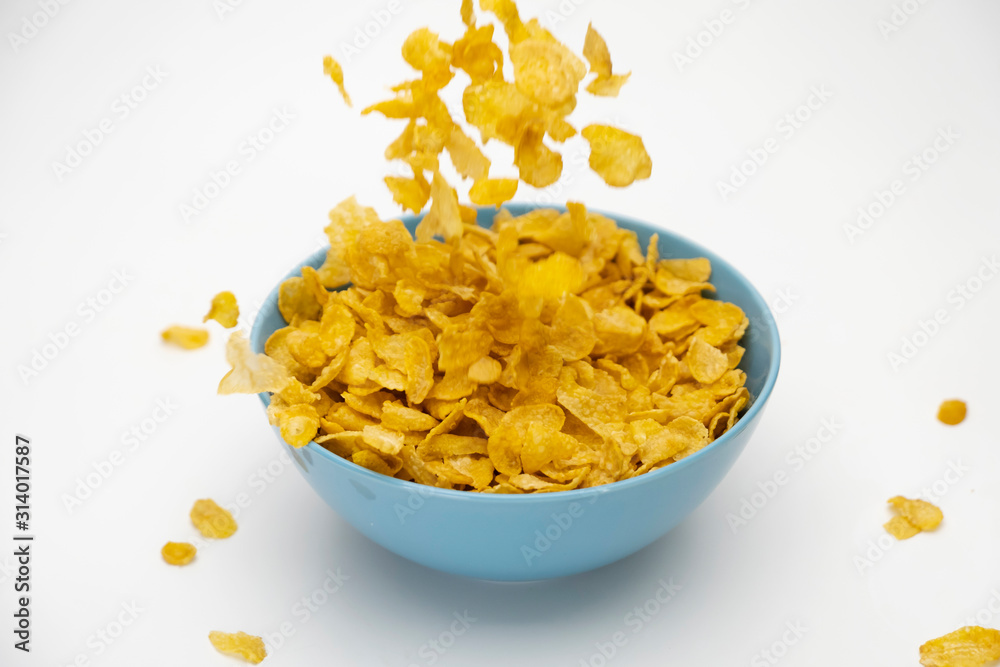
[250,204,781,581]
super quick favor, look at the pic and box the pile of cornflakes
[220,199,750,492]
[212,0,750,493]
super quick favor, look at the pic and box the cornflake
[162,325,209,350]
[190,499,238,539]
[937,399,967,426]
[161,541,197,566]
[203,291,240,328]
[208,631,267,664]
[884,495,943,540]
[920,626,1000,667]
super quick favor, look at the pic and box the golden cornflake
[161,541,196,566]
[322,55,351,106]
[581,124,652,187]
[582,23,630,97]
[218,332,291,395]
[888,495,943,531]
[208,631,267,664]
[203,291,240,328]
[884,495,943,539]
[190,499,238,539]
[937,399,967,426]
[161,325,209,350]
[920,626,1000,667]
[883,515,920,540]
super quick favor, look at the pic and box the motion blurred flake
[323,55,352,106]
[461,0,475,27]
[203,291,240,328]
[190,499,237,539]
[514,124,563,187]
[385,174,431,213]
[446,125,491,181]
[218,332,291,395]
[161,541,196,566]
[888,495,943,532]
[161,325,209,350]
[582,23,630,97]
[937,399,967,426]
[208,631,267,665]
[510,38,586,108]
[469,177,518,206]
[416,172,463,241]
[402,28,453,89]
[581,124,652,187]
[479,0,528,43]
[462,81,534,145]
[453,24,503,84]
[920,626,1000,667]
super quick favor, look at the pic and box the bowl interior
[249,204,781,497]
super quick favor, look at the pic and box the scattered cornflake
[203,291,240,328]
[162,325,209,350]
[190,499,238,539]
[322,55,352,106]
[937,399,967,426]
[161,541,197,566]
[582,23,631,97]
[884,495,943,540]
[581,124,652,187]
[209,631,268,664]
[920,626,1000,667]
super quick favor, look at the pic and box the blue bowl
[250,204,780,581]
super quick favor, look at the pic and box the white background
[2,0,999,665]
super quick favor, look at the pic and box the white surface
[2,0,999,665]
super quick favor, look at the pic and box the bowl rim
[250,204,781,504]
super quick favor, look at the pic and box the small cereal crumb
[190,499,238,539]
[209,631,267,664]
[161,541,197,566]
[937,399,967,426]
